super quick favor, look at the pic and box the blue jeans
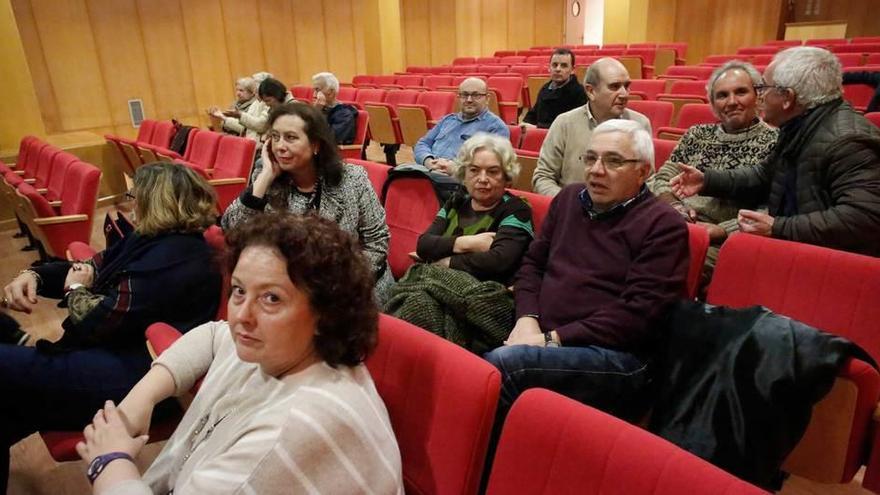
[484,344,651,421]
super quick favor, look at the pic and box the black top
[416,191,534,284]
[325,103,358,144]
[522,75,588,128]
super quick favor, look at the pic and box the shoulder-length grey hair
[771,46,842,109]
[454,133,520,182]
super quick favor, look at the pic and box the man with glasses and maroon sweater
[484,119,688,424]
[414,77,509,175]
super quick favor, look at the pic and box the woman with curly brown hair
[77,212,402,495]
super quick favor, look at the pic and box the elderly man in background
[212,72,273,141]
[649,61,777,279]
[414,77,509,176]
[312,72,359,145]
[485,119,688,426]
[521,48,587,129]
[532,57,651,196]
[672,46,880,257]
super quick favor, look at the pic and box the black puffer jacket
[703,99,880,256]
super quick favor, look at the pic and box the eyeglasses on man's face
[580,152,642,170]
[458,92,488,100]
[124,191,136,201]
[753,83,789,95]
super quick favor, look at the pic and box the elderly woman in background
[221,103,394,301]
[209,76,258,139]
[212,72,273,142]
[386,133,534,353]
[0,163,221,492]
[648,61,777,277]
[312,72,359,145]
[76,212,402,495]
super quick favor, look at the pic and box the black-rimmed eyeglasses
[580,153,642,170]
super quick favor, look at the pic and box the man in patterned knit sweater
[649,61,777,272]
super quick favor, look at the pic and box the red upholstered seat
[485,389,767,495]
[397,91,457,147]
[736,46,780,55]
[345,159,391,198]
[42,152,79,203]
[661,65,715,80]
[506,125,522,148]
[206,135,256,212]
[707,234,880,489]
[365,89,421,146]
[833,43,880,54]
[843,83,876,112]
[628,100,675,136]
[630,78,667,100]
[866,112,880,128]
[384,176,439,279]
[354,88,387,107]
[652,138,677,171]
[657,103,719,140]
[290,85,312,101]
[508,188,551,235]
[339,110,369,160]
[684,223,709,299]
[519,127,547,153]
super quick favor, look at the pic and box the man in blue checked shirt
[414,78,509,175]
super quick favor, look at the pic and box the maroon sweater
[514,184,688,351]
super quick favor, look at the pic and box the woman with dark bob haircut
[222,102,394,301]
[76,212,402,495]
[0,163,221,492]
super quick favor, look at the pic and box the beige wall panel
[428,0,456,66]
[180,0,233,115]
[454,0,481,56]
[646,0,676,42]
[401,0,431,67]
[85,0,156,129]
[291,0,329,83]
[507,0,535,51]
[220,0,266,79]
[136,0,198,120]
[480,0,508,56]
[30,0,112,130]
[674,0,781,64]
[533,0,563,47]
[323,0,360,83]
[350,0,367,76]
[258,0,300,85]
[9,0,59,133]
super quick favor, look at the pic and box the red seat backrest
[395,74,422,87]
[355,88,387,106]
[210,135,256,180]
[751,54,774,65]
[345,159,391,198]
[136,120,157,143]
[736,46,780,55]
[150,121,176,148]
[202,225,229,321]
[675,104,719,128]
[628,100,675,131]
[33,145,61,187]
[367,314,500,495]
[487,76,524,102]
[60,161,101,217]
[507,125,522,148]
[806,38,849,46]
[384,177,440,279]
[424,75,453,90]
[866,112,880,129]
[843,84,876,109]
[337,86,358,102]
[667,80,709,96]
[685,223,709,299]
[509,65,545,77]
[664,66,715,79]
[45,152,79,200]
[291,85,313,101]
[509,189,551,235]
[372,75,397,86]
[866,53,880,65]
[417,91,457,120]
[351,110,369,146]
[384,89,421,110]
[707,234,880,361]
[183,130,223,167]
[652,138,677,171]
[485,389,767,495]
[453,57,476,65]
[500,55,526,64]
[630,79,667,100]
[625,47,657,65]
[832,43,880,53]
[703,54,739,64]
[526,55,547,64]
[352,75,373,86]
[837,53,864,67]
[12,136,38,169]
[519,127,548,153]
[659,42,688,58]
[480,65,510,74]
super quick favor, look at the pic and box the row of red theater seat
[39,154,880,492]
[0,136,101,258]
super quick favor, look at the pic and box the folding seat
[765,39,802,47]
[628,100,675,136]
[511,128,548,192]
[595,48,624,56]
[526,75,550,112]
[351,74,374,87]
[290,85,313,101]
[487,75,524,124]
[519,127,547,154]
[371,75,397,87]
[494,50,516,58]
[365,89,421,149]
[526,55,547,64]
[516,49,541,57]
[452,64,479,74]
[198,135,255,212]
[423,75,454,90]
[684,223,709,299]
[452,57,476,65]
[105,119,157,174]
[806,38,849,46]
[867,53,880,65]
[629,42,657,49]
[580,44,600,50]
[601,43,627,50]
[843,83,875,112]
[384,175,440,278]
[508,189,550,232]
[395,74,422,87]
[175,129,223,173]
[507,124,522,148]
[344,158,391,198]
[0,136,37,176]
[657,103,718,140]
[617,55,645,80]
[5,143,57,189]
[659,42,688,61]
[624,47,658,77]
[866,112,880,129]
[476,56,499,64]
[485,389,766,495]
[480,65,510,75]
[750,53,774,65]
[652,138,677,172]
[354,88,387,109]
[707,234,880,491]
[14,160,101,258]
[659,65,715,81]
[571,48,596,58]
[854,36,880,44]
[138,120,176,163]
[397,91,457,147]
[836,43,880,54]
[736,46,780,55]
[2,140,48,213]
[500,55,526,64]
[338,110,369,160]
[656,80,710,124]
[153,128,201,162]
[630,79,667,100]
[837,53,864,67]
[336,86,358,103]
[41,152,79,203]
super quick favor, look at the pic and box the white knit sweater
[103,321,403,495]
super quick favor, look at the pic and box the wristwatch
[544,331,560,348]
[87,452,135,484]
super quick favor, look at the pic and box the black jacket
[522,75,587,129]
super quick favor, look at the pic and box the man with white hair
[312,72,359,144]
[672,46,880,256]
[485,119,688,423]
[532,57,651,196]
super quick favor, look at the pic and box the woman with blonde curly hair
[0,162,222,492]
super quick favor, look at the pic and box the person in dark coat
[672,46,880,257]
[522,48,588,129]
[312,72,358,145]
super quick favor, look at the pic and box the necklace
[181,407,237,463]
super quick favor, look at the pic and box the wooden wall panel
[480,0,509,56]
[428,0,456,66]
[29,0,111,130]
[87,0,156,134]
[291,0,328,84]
[401,0,430,67]
[791,0,880,38]
[323,0,360,83]
[257,0,299,85]
[10,0,61,133]
[180,0,232,128]
[221,0,267,79]
[673,0,782,64]
[507,0,536,51]
[534,0,564,47]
